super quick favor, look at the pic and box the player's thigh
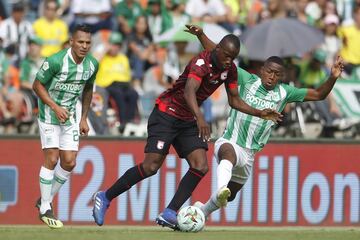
[173,121,208,159]
[59,123,80,151]
[231,147,255,185]
[145,108,178,155]
[38,120,61,149]
[185,148,208,173]
[214,138,237,165]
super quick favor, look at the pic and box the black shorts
[144,107,208,158]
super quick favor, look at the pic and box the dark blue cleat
[92,191,110,226]
[155,208,179,231]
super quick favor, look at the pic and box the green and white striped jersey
[36,48,98,125]
[222,68,308,151]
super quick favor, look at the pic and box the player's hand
[79,118,89,136]
[260,109,283,124]
[331,56,344,79]
[185,24,204,37]
[54,106,69,123]
[196,116,211,142]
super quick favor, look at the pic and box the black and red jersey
[156,50,238,121]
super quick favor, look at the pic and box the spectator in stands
[20,36,44,107]
[33,0,68,57]
[168,0,190,27]
[0,2,34,65]
[0,43,24,133]
[224,0,253,34]
[95,32,139,131]
[146,0,173,39]
[264,0,287,19]
[298,49,349,137]
[305,0,327,26]
[336,0,360,25]
[69,0,112,33]
[185,0,227,24]
[320,14,341,69]
[115,0,145,35]
[338,5,360,75]
[127,15,157,93]
[291,0,315,26]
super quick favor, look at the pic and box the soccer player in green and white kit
[32,24,98,228]
[185,25,345,217]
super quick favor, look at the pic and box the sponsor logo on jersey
[54,82,84,92]
[157,140,165,150]
[245,93,277,109]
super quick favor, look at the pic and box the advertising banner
[0,138,359,226]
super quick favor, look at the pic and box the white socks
[216,159,233,190]
[202,159,234,217]
[39,164,71,214]
[39,166,54,214]
[50,164,71,202]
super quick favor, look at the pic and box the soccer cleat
[155,208,179,231]
[216,187,231,207]
[92,191,110,226]
[39,209,63,229]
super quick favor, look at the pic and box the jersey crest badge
[83,71,90,80]
[157,140,165,150]
[42,61,49,71]
[220,71,228,80]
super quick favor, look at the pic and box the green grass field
[1,226,359,240]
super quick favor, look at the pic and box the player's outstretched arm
[304,56,344,101]
[226,87,282,123]
[32,79,69,123]
[185,24,216,51]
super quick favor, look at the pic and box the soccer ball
[177,205,205,232]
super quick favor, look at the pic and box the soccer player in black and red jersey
[92,33,282,229]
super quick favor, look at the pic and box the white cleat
[216,187,231,207]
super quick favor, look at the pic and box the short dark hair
[44,0,59,9]
[220,34,241,50]
[72,24,92,36]
[265,56,285,67]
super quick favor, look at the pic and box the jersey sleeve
[188,56,208,82]
[237,67,254,85]
[35,56,60,84]
[282,84,308,103]
[88,59,99,85]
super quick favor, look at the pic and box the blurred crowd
[0,0,360,138]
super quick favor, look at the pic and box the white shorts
[214,137,255,185]
[38,119,80,151]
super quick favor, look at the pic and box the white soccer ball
[177,205,205,232]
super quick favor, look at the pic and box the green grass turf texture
[0,226,359,240]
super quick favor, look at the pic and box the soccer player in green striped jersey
[32,24,98,228]
[185,25,345,217]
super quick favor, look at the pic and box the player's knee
[192,164,208,175]
[62,160,76,171]
[142,162,160,176]
[48,157,58,167]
